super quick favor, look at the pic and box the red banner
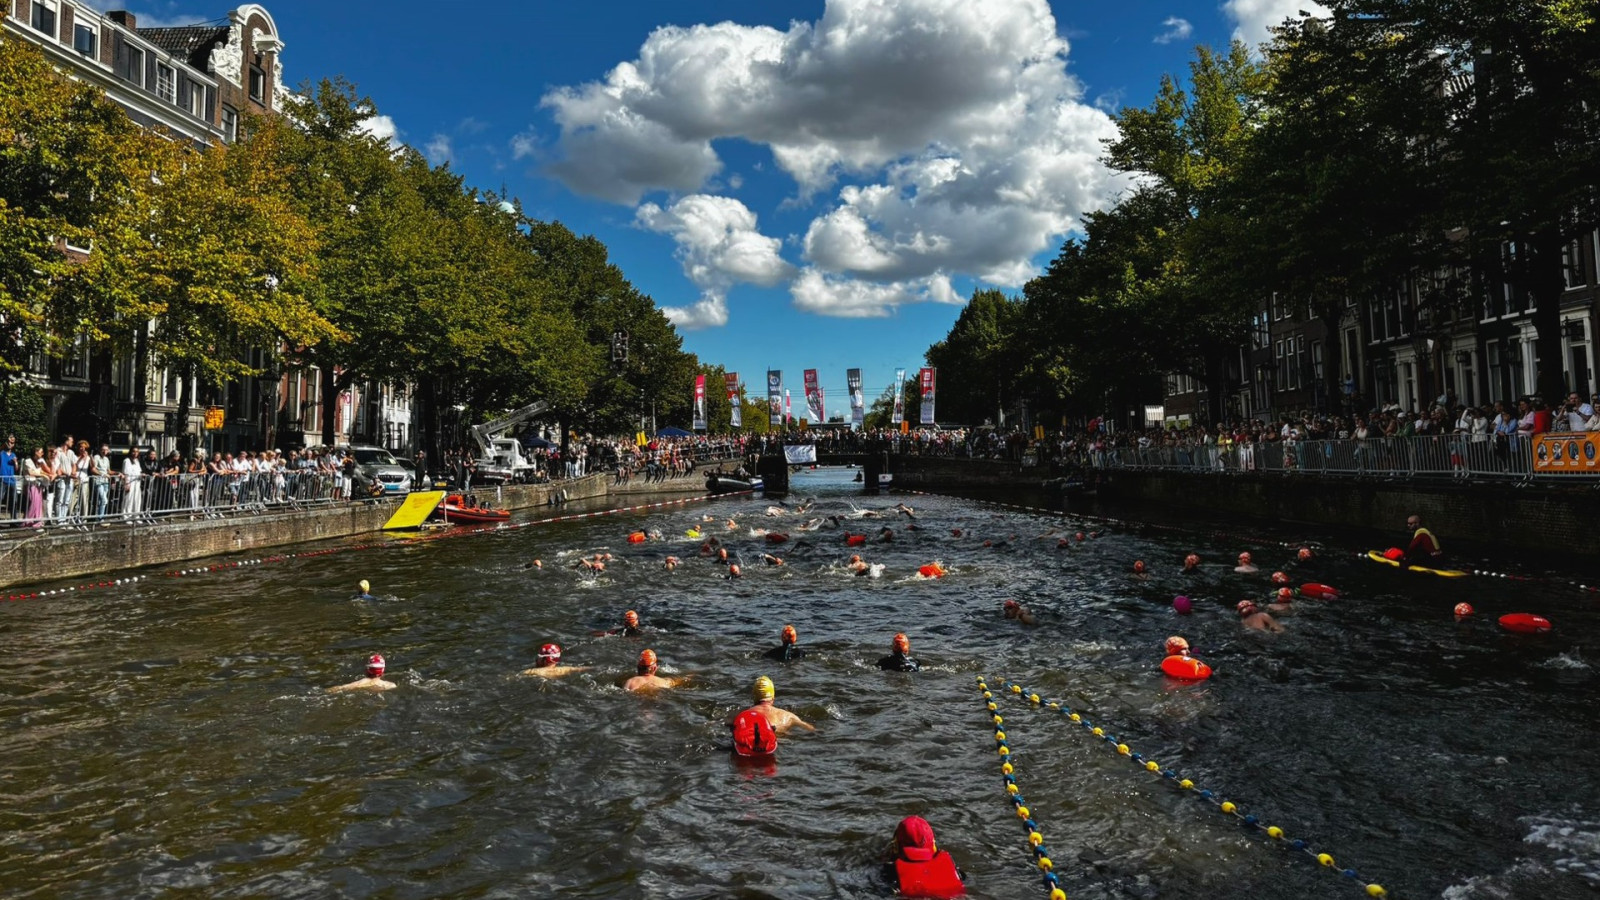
[693,374,707,431]
[803,369,824,423]
[919,367,936,425]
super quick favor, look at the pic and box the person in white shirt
[52,438,75,524]
[1563,392,1593,432]
[122,450,143,521]
[89,444,111,519]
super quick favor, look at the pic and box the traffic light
[611,331,628,363]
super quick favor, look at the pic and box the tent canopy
[655,426,694,437]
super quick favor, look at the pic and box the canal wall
[1095,471,1600,558]
[0,466,725,590]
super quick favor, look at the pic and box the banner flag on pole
[725,373,741,429]
[803,369,824,423]
[847,368,864,428]
[767,370,783,427]
[784,388,792,424]
[919,367,936,426]
[891,368,906,424]
[693,374,707,431]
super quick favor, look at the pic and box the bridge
[756,452,888,495]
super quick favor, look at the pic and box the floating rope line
[904,488,1600,593]
[977,675,1068,900]
[995,678,1389,898]
[3,491,745,603]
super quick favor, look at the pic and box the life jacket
[894,851,965,898]
[1409,527,1442,557]
[731,709,778,757]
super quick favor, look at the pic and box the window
[1562,238,1587,289]
[221,104,238,143]
[31,1,56,36]
[186,80,207,118]
[157,64,175,103]
[117,44,145,87]
[1276,340,1287,388]
[249,66,265,103]
[74,23,97,57]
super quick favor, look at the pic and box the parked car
[341,445,412,495]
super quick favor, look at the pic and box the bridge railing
[1081,435,1558,481]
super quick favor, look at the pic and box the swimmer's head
[1271,571,1289,586]
[1297,547,1313,561]
[849,554,862,564]
[359,579,370,594]
[1184,553,1199,569]
[1075,532,1086,542]
[533,560,542,569]
[366,653,386,678]
[1238,552,1253,564]
[782,625,797,645]
[1454,602,1475,619]
[1165,636,1190,656]
[1173,595,1192,615]
[752,675,775,702]
[624,610,640,628]
[1237,600,1258,616]
[718,548,729,560]
[664,557,678,569]
[637,649,658,674]
[1133,560,1146,574]
[538,643,562,665]
[728,564,743,578]
[892,632,911,654]
[1276,587,1294,602]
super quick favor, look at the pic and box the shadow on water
[1,467,1597,898]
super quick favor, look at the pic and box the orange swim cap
[782,625,798,645]
[637,649,658,673]
[892,632,911,653]
[624,610,640,627]
[1165,636,1190,656]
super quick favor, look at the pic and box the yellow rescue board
[1364,550,1470,578]
[384,491,445,530]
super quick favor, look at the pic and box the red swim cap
[638,649,658,673]
[1003,599,1019,610]
[1133,560,1146,574]
[1297,547,1313,561]
[895,816,938,862]
[892,632,911,654]
[1271,571,1289,585]
[624,610,640,627]
[538,643,561,663]
[782,625,798,645]
[1075,532,1086,542]
[1237,600,1258,616]
[1454,602,1474,618]
[366,653,385,678]
[1277,587,1293,601]
[1239,552,1253,563]
[1185,553,1199,568]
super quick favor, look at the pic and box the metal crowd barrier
[0,470,353,532]
[1086,435,1563,481]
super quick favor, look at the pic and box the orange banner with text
[1533,433,1600,473]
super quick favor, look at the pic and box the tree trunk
[1530,227,1568,405]
[319,365,338,447]
[174,361,194,457]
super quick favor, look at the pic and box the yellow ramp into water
[384,491,445,530]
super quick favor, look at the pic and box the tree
[924,289,1023,426]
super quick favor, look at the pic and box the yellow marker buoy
[1038,856,1053,871]
[1318,853,1335,867]
[1007,783,1019,795]
[995,731,1006,741]
[1029,693,1041,704]
[1069,713,1081,722]
[1011,685,1022,694]
[1145,761,1160,772]
[1180,779,1194,789]
[1048,702,1060,709]
[998,746,1010,757]
[1015,805,1029,819]
[1117,744,1130,755]
[1002,762,1013,774]
[1267,826,1284,839]
[1221,801,1237,814]
[1366,885,1386,897]
[993,715,1003,725]
[1029,831,1043,846]
[1092,727,1104,737]
[1050,890,1066,900]
[987,702,997,711]
[983,691,992,699]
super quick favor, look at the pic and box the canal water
[2,469,1596,899]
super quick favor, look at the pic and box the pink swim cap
[1173,595,1192,614]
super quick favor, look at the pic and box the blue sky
[104,0,1320,420]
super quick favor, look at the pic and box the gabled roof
[137,26,230,71]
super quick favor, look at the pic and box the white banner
[783,444,818,464]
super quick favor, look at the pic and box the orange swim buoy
[918,563,946,579]
[1499,613,1552,634]
[766,532,789,544]
[627,531,647,544]
[1160,655,1212,681]
[846,534,867,547]
[1299,583,1339,600]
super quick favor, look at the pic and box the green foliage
[0,381,48,452]
[925,289,1024,426]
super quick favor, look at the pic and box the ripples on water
[2,468,1597,899]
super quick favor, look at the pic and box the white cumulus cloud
[1223,0,1329,48]
[537,0,1121,322]
[358,115,403,151]
[424,134,453,165]
[1153,16,1193,44]
[637,194,794,331]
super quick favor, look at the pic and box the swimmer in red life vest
[328,653,396,693]
[765,624,807,661]
[1237,599,1284,632]
[729,676,814,737]
[877,632,921,672]
[521,643,590,678]
[1404,514,1444,562]
[890,815,966,898]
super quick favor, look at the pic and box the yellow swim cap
[359,579,370,593]
[752,675,775,702]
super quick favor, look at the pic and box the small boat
[441,494,511,524]
[705,472,764,495]
[1364,549,1469,578]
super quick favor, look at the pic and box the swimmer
[889,815,966,898]
[1237,599,1283,632]
[1268,586,1295,613]
[951,528,963,538]
[1002,598,1037,626]
[1270,570,1290,586]
[664,556,680,571]
[328,653,396,693]
[1453,602,1475,620]
[765,625,806,661]
[1075,532,1086,543]
[728,676,814,734]
[603,610,644,637]
[1297,547,1314,561]
[521,643,590,678]
[623,648,689,692]
[877,632,921,672]
[880,527,894,542]
[717,547,731,564]
[847,554,869,575]
[761,553,785,567]
[726,518,740,531]
[521,559,544,570]
[1234,551,1258,574]
[1131,560,1149,580]
[894,502,917,518]
[353,579,377,601]
[1183,553,1200,572]
[726,563,744,579]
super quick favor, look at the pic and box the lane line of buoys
[978,676,1068,900]
[3,491,744,603]
[995,679,1389,898]
[902,488,1600,594]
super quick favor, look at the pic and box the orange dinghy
[1161,655,1212,681]
[441,494,511,525]
[1499,613,1552,634]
